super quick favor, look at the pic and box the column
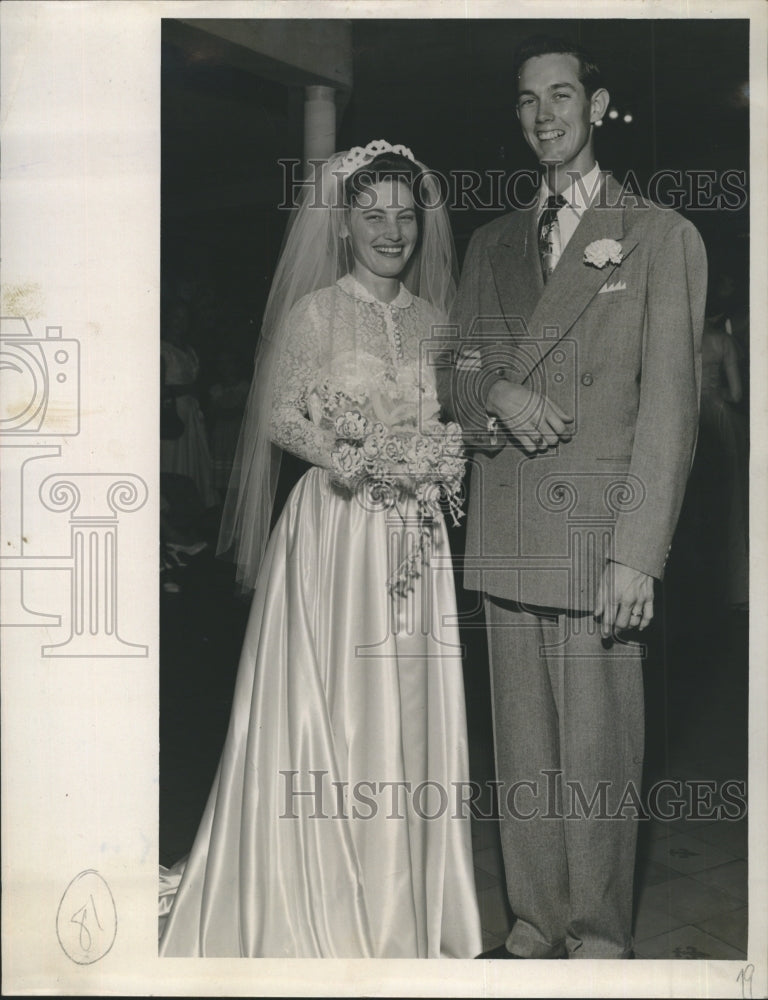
[303,84,336,172]
[39,474,148,657]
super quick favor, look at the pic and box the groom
[447,35,707,958]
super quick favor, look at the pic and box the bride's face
[346,178,418,283]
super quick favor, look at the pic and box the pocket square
[598,280,627,294]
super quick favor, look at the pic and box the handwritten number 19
[736,964,754,999]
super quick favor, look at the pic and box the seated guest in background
[161,300,218,510]
[207,348,250,496]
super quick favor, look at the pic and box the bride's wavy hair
[343,153,424,211]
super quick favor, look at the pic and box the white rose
[331,442,364,479]
[584,238,624,269]
[334,409,370,441]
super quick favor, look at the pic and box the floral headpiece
[337,140,416,177]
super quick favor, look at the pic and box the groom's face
[516,52,604,177]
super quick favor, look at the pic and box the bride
[159,141,483,958]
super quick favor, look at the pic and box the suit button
[581,373,594,386]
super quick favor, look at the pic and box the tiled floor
[470,812,748,959]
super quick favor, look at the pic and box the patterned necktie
[538,193,567,283]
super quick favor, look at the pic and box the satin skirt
[159,467,482,958]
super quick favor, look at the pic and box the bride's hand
[387,402,419,428]
[369,390,415,429]
[369,387,392,424]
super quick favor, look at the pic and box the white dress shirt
[537,163,604,262]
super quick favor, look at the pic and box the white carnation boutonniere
[584,238,624,269]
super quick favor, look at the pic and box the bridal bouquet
[327,395,466,596]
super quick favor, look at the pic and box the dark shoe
[476,943,523,959]
[167,540,208,557]
[477,943,570,959]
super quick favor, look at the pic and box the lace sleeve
[269,295,336,468]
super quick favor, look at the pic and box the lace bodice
[269,274,444,468]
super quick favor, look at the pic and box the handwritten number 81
[70,894,103,952]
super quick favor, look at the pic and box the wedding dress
[159,274,482,958]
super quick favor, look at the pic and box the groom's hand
[594,561,655,637]
[486,380,573,454]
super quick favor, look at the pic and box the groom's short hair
[512,35,604,99]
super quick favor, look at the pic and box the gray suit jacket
[446,174,707,611]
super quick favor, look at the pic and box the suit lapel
[488,206,542,331]
[523,175,640,369]
[484,176,642,356]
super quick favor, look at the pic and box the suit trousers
[484,596,645,958]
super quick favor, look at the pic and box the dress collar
[337,272,414,309]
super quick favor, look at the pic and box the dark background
[161,17,749,358]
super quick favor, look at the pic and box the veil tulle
[217,144,458,591]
